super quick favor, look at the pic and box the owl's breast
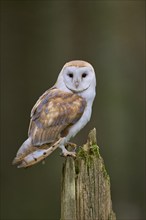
[66,104,92,140]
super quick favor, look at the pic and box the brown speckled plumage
[28,88,86,146]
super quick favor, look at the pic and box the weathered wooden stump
[61,128,116,220]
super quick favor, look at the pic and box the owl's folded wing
[28,87,86,146]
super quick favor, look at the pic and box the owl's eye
[82,73,87,78]
[68,73,73,78]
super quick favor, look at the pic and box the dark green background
[1,1,145,220]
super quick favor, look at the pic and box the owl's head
[56,60,96,93]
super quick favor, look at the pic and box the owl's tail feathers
[12,138,34,165]
[12,138,63,168]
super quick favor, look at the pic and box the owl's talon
[60,150,76,157]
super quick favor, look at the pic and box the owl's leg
[59,145,76,157]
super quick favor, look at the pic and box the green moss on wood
[76,144,110,183]
[90,144,100,157]
[77,144,100,158]
[76,144,100,170]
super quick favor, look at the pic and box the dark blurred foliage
[1,1,145,220]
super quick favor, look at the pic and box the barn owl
[12,60,96,168]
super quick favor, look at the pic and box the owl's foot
[65,142,77,149]
[61,150,76,157]
[60,145,76,157]
[65,142,77,154]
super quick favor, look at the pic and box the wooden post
[61,128,116,220]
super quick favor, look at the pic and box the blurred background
[1,1,145,220]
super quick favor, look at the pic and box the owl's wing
[28,88,86,146]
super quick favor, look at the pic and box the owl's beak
[74,81,79,88]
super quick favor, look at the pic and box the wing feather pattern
[28,88,86,146]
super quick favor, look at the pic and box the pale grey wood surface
[61,129,116,220]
